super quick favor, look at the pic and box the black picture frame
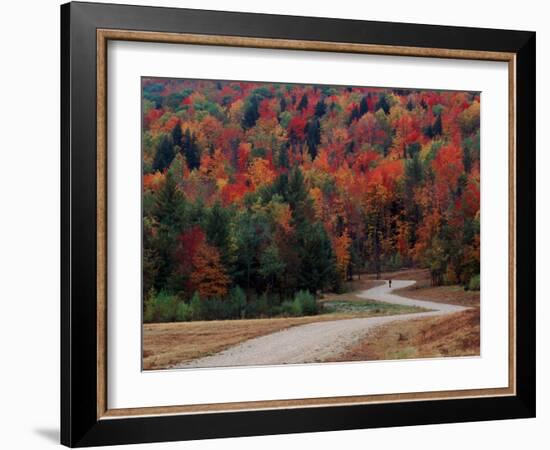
[61,1,535,447]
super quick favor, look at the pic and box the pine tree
[406,142,421,159]
[242,95,260,129]
[297,93,309,111]
[298,222,335,292]
[348,105,360,124]
[151,171,187,292]
[359,96,369,116]
[287,166,310,224]
[259,244,285,293]
[203,201,232,268]
[433,114,443,136]
[423,124,434,138]
[314,98,327,117]
[152,135,175,172]
[306,117,321,159]
[181,128,200,170]
[171,120,183,147]
[375,94,390,114]
[462,141,473,173]
[154,171,185,229]
[277,144,290,169]
[279,97,287,112]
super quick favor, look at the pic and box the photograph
[141,77,481,370]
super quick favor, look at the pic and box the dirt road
[172,280,468,369]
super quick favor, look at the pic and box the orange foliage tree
[190,242,231,298]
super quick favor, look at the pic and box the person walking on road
[388,279,392,288]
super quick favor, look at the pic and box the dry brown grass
[395,284,480,307]
[143,317,315,370]
[326,307,480,362]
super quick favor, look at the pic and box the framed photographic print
[61,1,536,447]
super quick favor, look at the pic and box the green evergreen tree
[348,105,361,124]
[404,153,424,248]
[171,120,183,147]
[181,128,200,170]
[298,222,335,292]
[433,113,443,136]
[152,135,175,172]
[153,171,186,229]
[287,166,311,225]
[203,201,232,268]
[314,98,327,117]
[462,141,473,173]
[406,142,421,159]
[298,93,309,111]
[242,95,260,129]
[277,144,290,169]
[306,117,321,159]
[375,94,391,114]
[279,97,287,112]
[359,96,369,115]
[259,243,286,293]
[151,172,187,292]
[233,210,266,292]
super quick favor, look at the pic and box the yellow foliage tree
[248,157,276,188]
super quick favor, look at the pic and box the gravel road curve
[172,280,468,369]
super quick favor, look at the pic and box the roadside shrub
[155,291,179,322]
[244,300,259,318]
[269,304,283,317]
[280,299,301,317]
[228,286,247,319]
[143,291,179,322]
[201,297,230,320]
[330,274,345,294]
[255,293,270,316]
[143,288,156,323]
[279,291,319,317]
[294,290,318,315]
[147,287,323,322]
[468,274,480,291]
[175,301,192,321]
[189,291,203,321]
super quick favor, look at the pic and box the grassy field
[325,307,480,362]
[143,293,424,370]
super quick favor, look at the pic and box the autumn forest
[142,77,480,323]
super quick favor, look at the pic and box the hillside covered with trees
[142,77,480,322]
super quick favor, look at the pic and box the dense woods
[142,78,480,322]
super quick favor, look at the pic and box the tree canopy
[142,78,480,312]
